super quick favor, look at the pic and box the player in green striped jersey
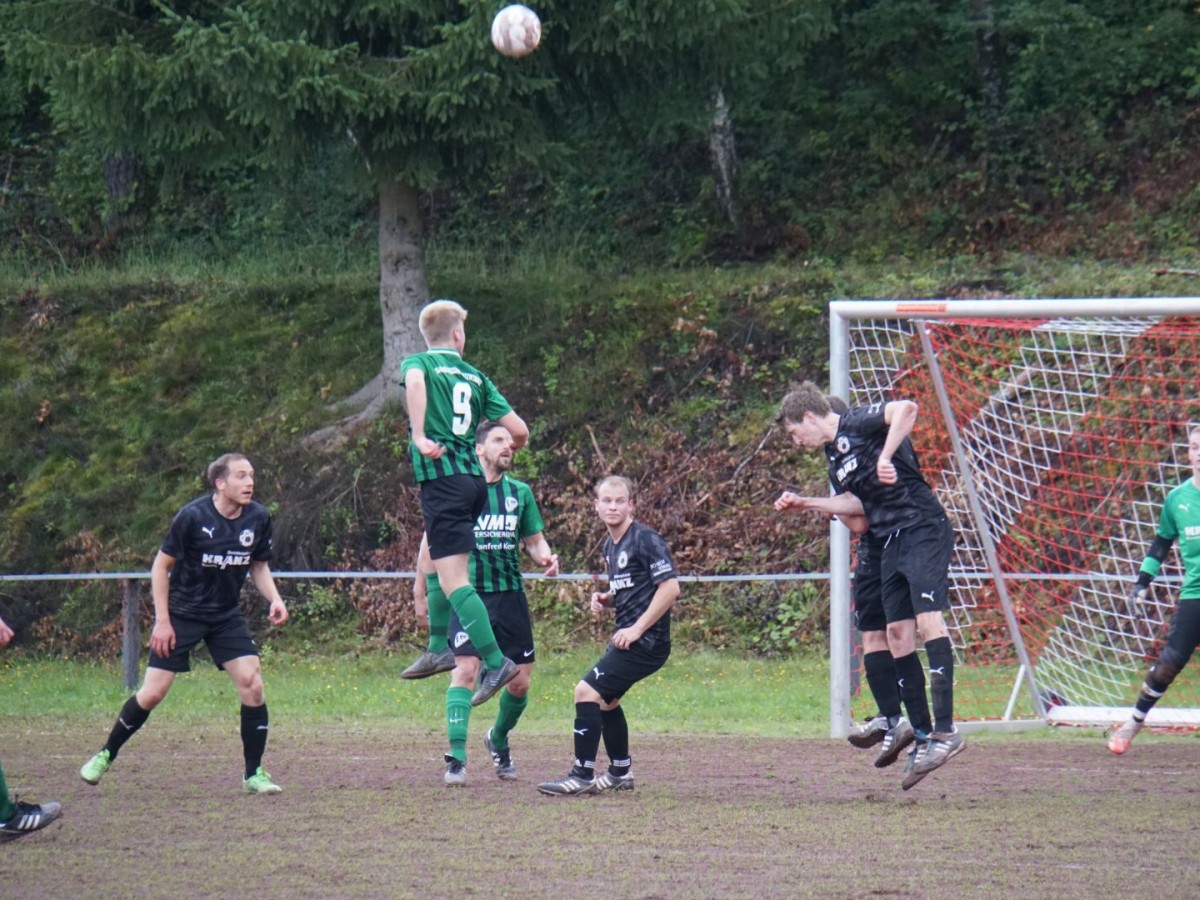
[0,614,61,841]
[401,300,530,707]
[440,421,558,784]
[1110,425,1200,754]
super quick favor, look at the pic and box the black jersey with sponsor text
[826,403,945,534]
[159,495,274,620]
[603,521,678,649]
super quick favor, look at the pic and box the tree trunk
[377,179,429,407]
[305,179,429,447]
[708,86,739,228]
[971,0,1002,194]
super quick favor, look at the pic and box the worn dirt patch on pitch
[2,724,1198,898]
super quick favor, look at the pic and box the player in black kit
[80,453,289,793]
[538,476,680,795]
[775,382,963,789]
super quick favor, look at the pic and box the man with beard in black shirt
[80,453,289,793]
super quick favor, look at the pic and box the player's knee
[916,611,948,641]
[861,630,889,654]
[232,668,264,702]
[886,621,915,655]
[137,684,169,708]
[507,672,531,697]
[450,657,479,688]
[1150,657,1184,689]
[573,681,601,703]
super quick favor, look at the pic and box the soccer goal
[827,297,1200,736]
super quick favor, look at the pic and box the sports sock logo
[573,727,588,735]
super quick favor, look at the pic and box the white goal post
[828,297,1200,736]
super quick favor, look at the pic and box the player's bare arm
[497,410,529,450]
[403,368,445,460]
[878,399,919,484]
[775,491,866,517]
[523,532,559,577]
[0,615,13,647]
[412,534,431,620]
[148,550,177,656]
[612,578,680,650]
[249,560,289,626]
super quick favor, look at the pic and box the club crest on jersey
[617,550,629,569]
[836,436,850,454]
[239,529,255,547]
[505,495,518,512]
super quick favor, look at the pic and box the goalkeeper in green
[1109,425,1200,754]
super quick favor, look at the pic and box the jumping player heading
[774,382,963,789]
[401,299,530,706]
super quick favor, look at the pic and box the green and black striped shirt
[471,474,545,594]
[400,348,513,482]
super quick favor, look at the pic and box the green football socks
[425,572,451,653]
[447,586,504,669]
[446,686,473,761]
[0,762,13,821]
[491,689,528,749]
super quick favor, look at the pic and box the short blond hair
[777,381,831,424]
[419,299,467,346]
[595,475,636,500]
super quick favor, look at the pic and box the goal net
[827,298,1200,735]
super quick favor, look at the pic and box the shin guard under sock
[104,694,152,759]
[924,637,955,733]
[894,652,932,735]
[492,689,528,749]
[446,686,473,761]
[241,703,270,777]
[864,650,902,720]
[601,706,631,775]
[425,572,451,653]
[571,702,603,778]
[447,586,503,669]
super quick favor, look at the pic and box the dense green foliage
[2,2,1200,655]
[2,1,1199,263]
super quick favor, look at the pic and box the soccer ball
[491,4,541,58]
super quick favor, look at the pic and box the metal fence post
[121,578,141,690]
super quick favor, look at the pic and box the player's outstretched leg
[484,728,517,780]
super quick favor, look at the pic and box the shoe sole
[471,662,518,707]
[400,660,457,680]
[874,729,916,768]
[847,729,887,749]
[902,741,966,791]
